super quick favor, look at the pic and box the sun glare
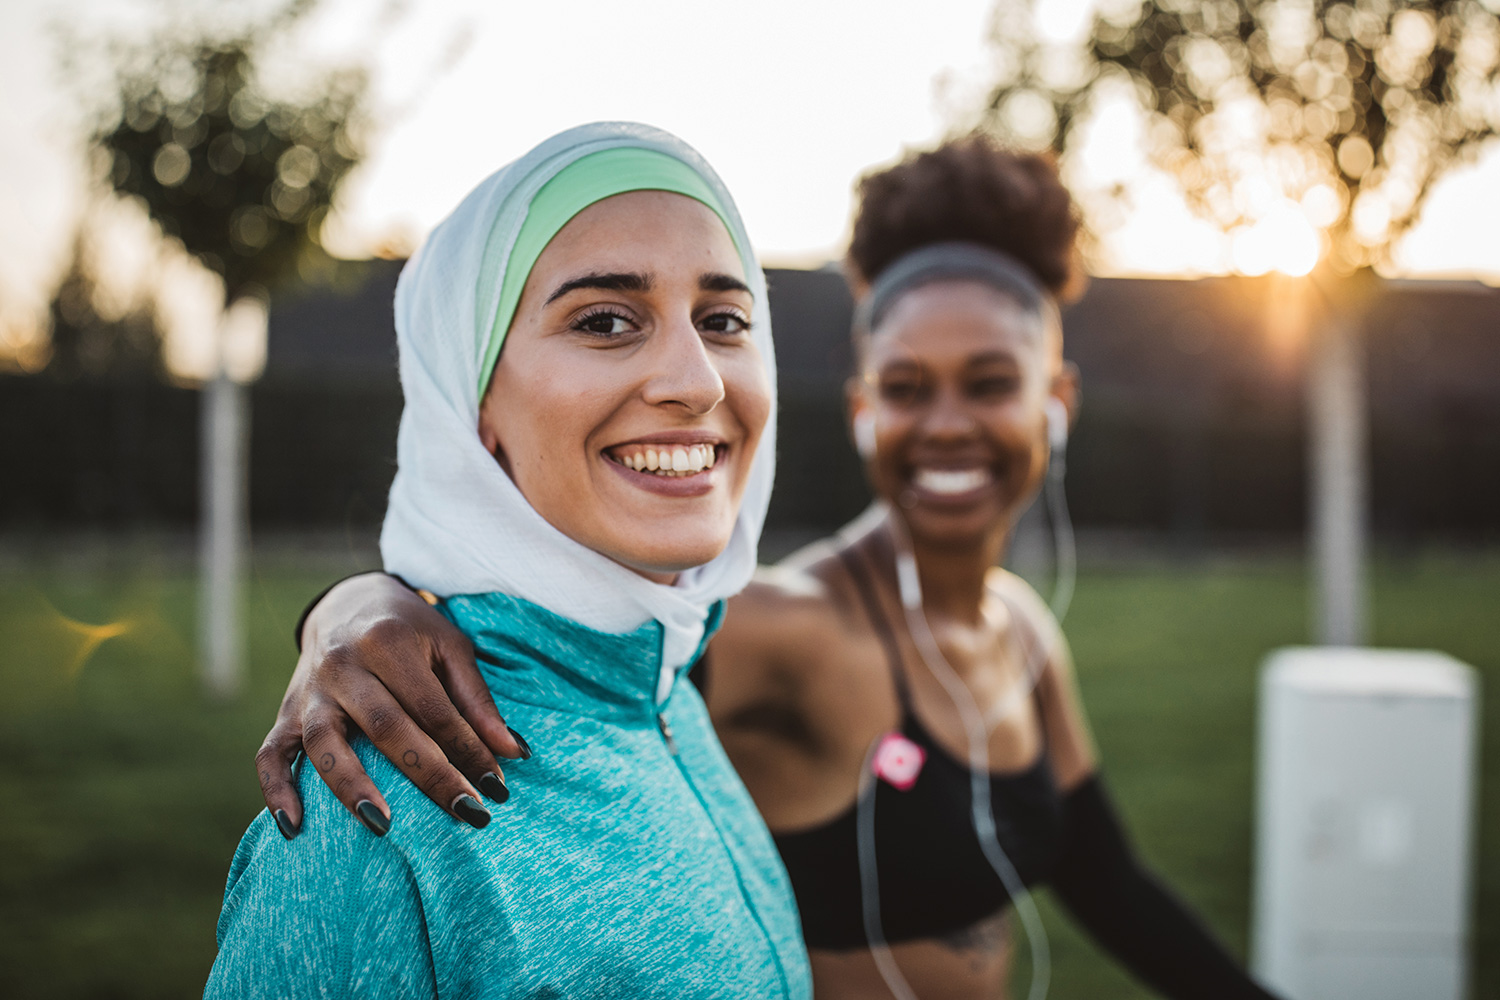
[1231,201,1321,277]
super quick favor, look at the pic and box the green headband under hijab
[477,146,743,395]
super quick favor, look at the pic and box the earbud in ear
[853,410,877,459]
[1045,396,1069,451]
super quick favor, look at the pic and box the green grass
[1,552,1496,998]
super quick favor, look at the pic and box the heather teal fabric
[206,592,811,999]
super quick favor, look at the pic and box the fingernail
[479,771,510,805]
[507,726,533,760]
[355,800,390,837]
[451,793,491,829]
[274,808,300,841]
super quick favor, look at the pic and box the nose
[641,314,726,415]
[919,384,978,441]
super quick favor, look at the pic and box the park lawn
[0,553,1495,999]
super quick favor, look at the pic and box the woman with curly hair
[255,134,1280,999]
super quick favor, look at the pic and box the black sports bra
[769,551,1065,950]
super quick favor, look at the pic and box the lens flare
[55,613,134,679]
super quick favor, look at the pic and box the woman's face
[479,190,770,583]
[852,279,1074,549]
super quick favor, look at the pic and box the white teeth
[913,467,991,496]
[612,444,720,477]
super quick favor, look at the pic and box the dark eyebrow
[966,350,1022,367]
[700,272,752,295]
[545,271,651,305]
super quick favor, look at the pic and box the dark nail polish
[452,793,491,829]
[274,808,300,841]
[507,726,533,760]
[355,800,390,837]
[479,771,511,805]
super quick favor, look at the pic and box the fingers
[336,629,517,806]
[256,724,307,838]
[299,700,395,837]
[337,669,502,826]
[433,633,532,761]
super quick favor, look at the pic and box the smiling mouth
[607,443,719,477]
[911,467,993,496]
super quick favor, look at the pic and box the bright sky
[2,0,1497,375]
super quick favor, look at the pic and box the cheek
[487,368,601,483]
[723,353,773,445]
[871,408,916,457]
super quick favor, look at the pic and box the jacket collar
[442,591,724,718]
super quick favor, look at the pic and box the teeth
[610,444,718,477]
[913,467,990,496]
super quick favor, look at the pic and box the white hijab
[380,123,776,701]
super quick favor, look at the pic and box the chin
[898,499,1012,551]
[614,535,735,579]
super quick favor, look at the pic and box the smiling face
[478,190,770,583]
[852,279,1075,551]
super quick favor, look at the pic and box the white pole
[199,371,246,698]
[198,290,265,699]
[1307,315,1368,646]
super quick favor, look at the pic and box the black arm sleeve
[1049,774,1283,1000]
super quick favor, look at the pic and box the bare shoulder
[729,564,833,625]
[709,541,870,724]
[722,541,856,649]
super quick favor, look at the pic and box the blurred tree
[77,0,370,696]
[87,1,366,313]
[981,0,1499,646]
[983,0,1500,274]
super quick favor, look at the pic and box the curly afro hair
[847,134,1085,304]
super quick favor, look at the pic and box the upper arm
[993,571,1098,792]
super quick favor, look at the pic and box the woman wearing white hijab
[206,122,811,998]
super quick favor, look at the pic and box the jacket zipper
[656,713,678,756]
[653,706,795,997]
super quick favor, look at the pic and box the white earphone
[853,409,877,459]
[1045,396,1068,453]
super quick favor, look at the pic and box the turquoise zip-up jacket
[206,592,812,999]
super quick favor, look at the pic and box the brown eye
[878,378,923,405]
[969,375,1020,398]
[572,309,635,337]
[699,310,751,336]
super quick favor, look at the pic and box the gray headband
[853,241,1056,340]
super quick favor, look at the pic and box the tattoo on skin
[937,912,1009,957]
[403,749,421,769]
[319,753,336,773]
[259,770,272,790]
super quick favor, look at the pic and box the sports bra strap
[835,546,913,708]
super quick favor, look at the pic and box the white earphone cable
[890,520,1052,1000]
[853,394,1074,1000]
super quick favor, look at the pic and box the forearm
[1050,775,1281,1000]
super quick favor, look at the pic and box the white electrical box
[1251,647,1479,1000]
